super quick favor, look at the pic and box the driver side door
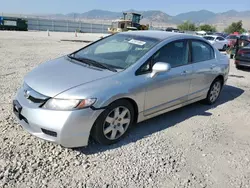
[143,39,193,116]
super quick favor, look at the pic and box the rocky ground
[0,31,250,188]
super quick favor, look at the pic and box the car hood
[24,56,117,97]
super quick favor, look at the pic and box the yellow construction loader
[108,12,149,34]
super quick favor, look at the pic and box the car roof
[205,35,224,38]
[118,30,199,41]
[204,35,217,37]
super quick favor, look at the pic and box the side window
[191,40,214,63]
[217,37,224,41]
[136,40,189,75]
[152,40,189,68]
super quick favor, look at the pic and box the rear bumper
[235,59,250,67]
[13,88,104,148]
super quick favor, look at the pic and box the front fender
[55,74,146,113]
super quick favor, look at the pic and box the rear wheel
[91,100,134,145]
[204,78,223,105]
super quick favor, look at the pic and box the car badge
[24,89,31,99]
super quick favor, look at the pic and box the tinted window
[240,35,250,40]
[191,41,214,62]
[226,35,238,40]
[153,40,189,68]
[204,36,215,41]
[217,37,225,41]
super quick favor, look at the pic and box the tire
[91,100,134,145]
[204,78,223,105]
[236,65,241,70]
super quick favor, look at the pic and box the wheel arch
[90,97,139,141]
[214,74,224,85]
[103,97,139,123]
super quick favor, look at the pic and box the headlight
[43,98,96,110]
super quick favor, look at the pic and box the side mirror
[151,62,171,78]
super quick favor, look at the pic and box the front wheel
[91,100,134,145]
[204,79,222,105]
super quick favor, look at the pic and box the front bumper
[13,88,104,148]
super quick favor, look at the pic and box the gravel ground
[0,31,250,188]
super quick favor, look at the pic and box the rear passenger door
[189,40,217,100]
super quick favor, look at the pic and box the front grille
[41,128,57,137]
[26,95,47,103]
[23,83,48,103]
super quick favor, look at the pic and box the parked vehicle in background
[235,41,250,69]
[13,31,229,148]
[0,16,28,31]
[226,34,239,48]
[196,31,207,36]
[206,32,215,35]
[214,32,229,38]
[203,35,228,50]
[228,38,250,59]
[239,35,250,42]
[165,27,180,32]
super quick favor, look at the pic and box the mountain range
[40,9,250,31]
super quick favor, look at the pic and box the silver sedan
[13,31,229,148]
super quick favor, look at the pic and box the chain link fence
[1,13,177,33]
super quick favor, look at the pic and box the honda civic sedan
[13,31,229,148]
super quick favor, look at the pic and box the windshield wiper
[67,55,117,72]
[80,57,117,72]
[67,55,91,66]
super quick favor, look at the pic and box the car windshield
[203,36,215,41]
[226,35,238,39]
[73,34,159,69]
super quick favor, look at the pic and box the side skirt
[137,94,206,123]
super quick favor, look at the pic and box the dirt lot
[0,31,250,188]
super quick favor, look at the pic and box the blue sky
[0,0,249,15]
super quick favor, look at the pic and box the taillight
[237,50,245,55]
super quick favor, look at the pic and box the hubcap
[103,106,131,140]
[210,81,221,103]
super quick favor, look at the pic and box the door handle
[181,70,190,75]
[210,64,216,69]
